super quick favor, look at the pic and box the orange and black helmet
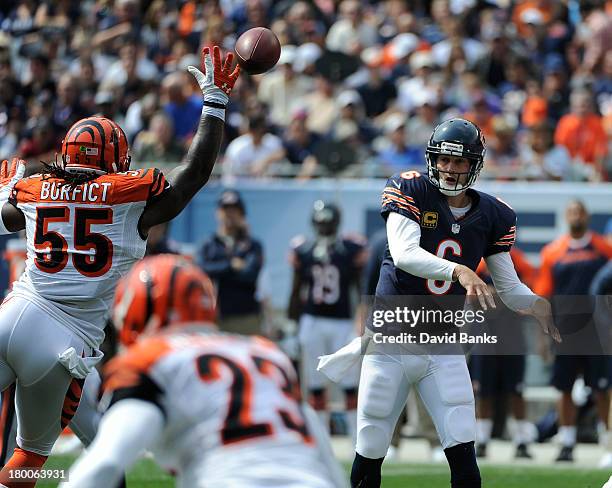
[113,255,217,346]
[61,116,131,174]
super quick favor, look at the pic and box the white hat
[383,113,406,134]
[410,51,436,71]
[361,46,383,67]
[520,8,544,25]
[413,89,437,107]
[293,43,322,72]
[391,33,418,60]
[278,45,297,66]
[337,90,362,108]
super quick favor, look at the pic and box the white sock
[512,420,531,445]
[345,409,357,447]
[316,410,330,436]
[476,419,493,444]
[559,426,577,447]
[600,430,612,449]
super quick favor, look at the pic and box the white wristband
[202,105,226,121]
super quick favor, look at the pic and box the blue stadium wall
[170,179,612,308]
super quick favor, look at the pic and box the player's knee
[442,405,476,448]
[444,442,481,488]
[356,425,390,459]
[344,387,358,410]
[309,388,327,411]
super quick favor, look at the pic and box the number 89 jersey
[378,171,516,296]
[290,235,367,319]
[103,331,338,487]
[8,169,169,346]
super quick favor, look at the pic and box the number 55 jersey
[8,168,169,348]
[101,330,344,488]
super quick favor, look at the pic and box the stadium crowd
[0,0,610,181]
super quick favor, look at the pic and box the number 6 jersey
[378,171,516,296]
[8,168,169,348]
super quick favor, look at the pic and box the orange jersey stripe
[383,195,421,215]
[383,187,416,203]
[103,337,173,393]
[382,197,421,218]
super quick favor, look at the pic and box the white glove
[187,45,241,110]
[59,347,104,379]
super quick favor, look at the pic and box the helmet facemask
[425,118,486,196]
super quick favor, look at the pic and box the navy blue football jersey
[290,235,367,318]
[378,171,516,296]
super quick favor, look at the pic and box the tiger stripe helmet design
[61,116,131,174]
[114,255,217,346]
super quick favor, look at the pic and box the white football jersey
[8,168,168,347]
[104,329,340,487]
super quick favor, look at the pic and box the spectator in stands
[21,53,55,103]
[463,94,495,138]
[474,25,510,90]
[555,89,608,181]
[355,47,397,119]
[257,45,313,128]
[223,113,285,179]
[534,200,612,462]
[325,0,378,56]
[198,190,264,335]
[519,121,573,181]
[396,51,440,114]
[483,116,520,179]
[330,90,376,149]
[577,1,612,76]
[541,54,570,123]
[281,108,321,179]
[303,73,338,135]
[373,114,421,176]
[161,71,201,142]
[404,89,439,153]
[52,73,86,133]
[132,111,185,164]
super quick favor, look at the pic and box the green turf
[39,456,611,487]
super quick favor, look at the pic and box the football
[234,27,281,75]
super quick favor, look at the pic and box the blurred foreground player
[534,200,612,462]
[0,45,240,487]
[319,119,560,488]
[288,201,367,438]
[63,255,348,488]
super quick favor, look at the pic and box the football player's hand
[0,158,25,200]
[0,158,25,184]
[187,46,241,105]
[453,265,496,310]
[518,297,562,343]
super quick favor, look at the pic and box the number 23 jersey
[104,331,336,487]
[378,171,516,296]
[8,168,169,347]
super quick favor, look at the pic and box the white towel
[59,347,104,379]
[317,336,368,383]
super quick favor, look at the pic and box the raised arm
[139,46,240,235]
